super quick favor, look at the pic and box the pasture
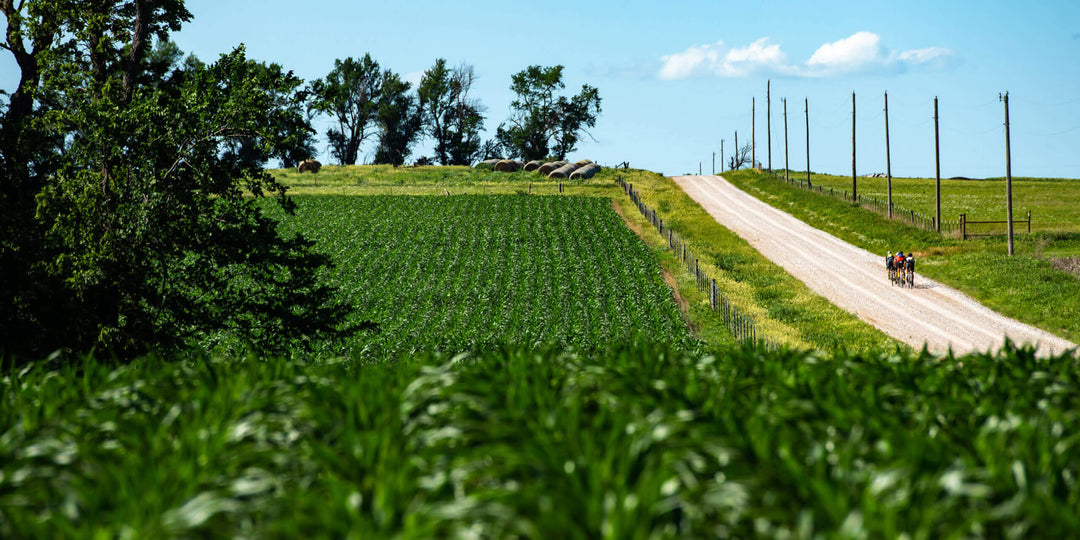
[782,172,1080,237]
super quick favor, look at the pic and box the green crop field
[4,343,1078,537]
[265,165,902,354]
[256,194,692,359]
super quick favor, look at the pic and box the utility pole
[934,96,942,232]
[712,152,715,175]
[734,131,738,169]
[699,162,702,175]
[752,97,756,170]
[767,80,772,172]
[885,91,893,218]
[1002,92,1014,256]
[721,140,724,172]
[783,97,789,183]
[851,91,857,201]
[805,98,811,188]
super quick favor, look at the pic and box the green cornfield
[261,194,692,359]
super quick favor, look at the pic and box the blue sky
[4,0,1080,178]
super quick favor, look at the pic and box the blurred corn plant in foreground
[2,341,1078,537]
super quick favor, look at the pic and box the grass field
[4,343,1078,537]
[722,169,1080,344]
[780,172,1080,236]
[271,164,615,197]
[257,194,692,359]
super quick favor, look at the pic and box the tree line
[0,0,600,362]
[306,57,601,167]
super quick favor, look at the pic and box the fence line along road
[618,176,775,350]
[674,174,1075,357]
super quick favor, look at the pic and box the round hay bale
[297,159,322,174]
[570,163,601,180]
[494,159,524,172]
[537,161,567,175]
[523,160,543,172]
[548,162,581,179]
[572,159,593,167]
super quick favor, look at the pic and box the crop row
[272,195,691,358]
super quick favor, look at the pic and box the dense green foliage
[417,59,485,166]
[265,195,692,358]
[372,71,423,166]
[4,343,1078,537]
[722,169,1080,344]
[308,55,384,166]
[0,2,343,361]
[495,65,602,161]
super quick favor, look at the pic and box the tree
[417,58,453,164]
[496,65,601,161]
[418,59,486,165]
[728,142,753,171]
[373,70,422,166]
[0,1,346,360]
[308,54,382,165]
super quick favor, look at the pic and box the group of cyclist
[886,251,916,287]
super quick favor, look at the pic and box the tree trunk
[122,0,153,105]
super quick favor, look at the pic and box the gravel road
[674,174,1076,357]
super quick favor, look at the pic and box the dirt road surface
[674,175,1076,357]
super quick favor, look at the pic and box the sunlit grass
[770,170,1080,233]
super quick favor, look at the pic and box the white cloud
[805,31,884,73]
[658,38,791,80]
[657,32,955,79]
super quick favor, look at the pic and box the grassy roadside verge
[722,169,1080,344]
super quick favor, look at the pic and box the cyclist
[905,251,915,286]
[895,251,906,284]
[886,251,894,282]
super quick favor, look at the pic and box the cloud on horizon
[658,32,956,80]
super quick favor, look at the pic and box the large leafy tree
[373,70,422,166]
[417,59,485,165]
[308,54,382,165]
[495,65,601,161]
[0,0,346,360]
